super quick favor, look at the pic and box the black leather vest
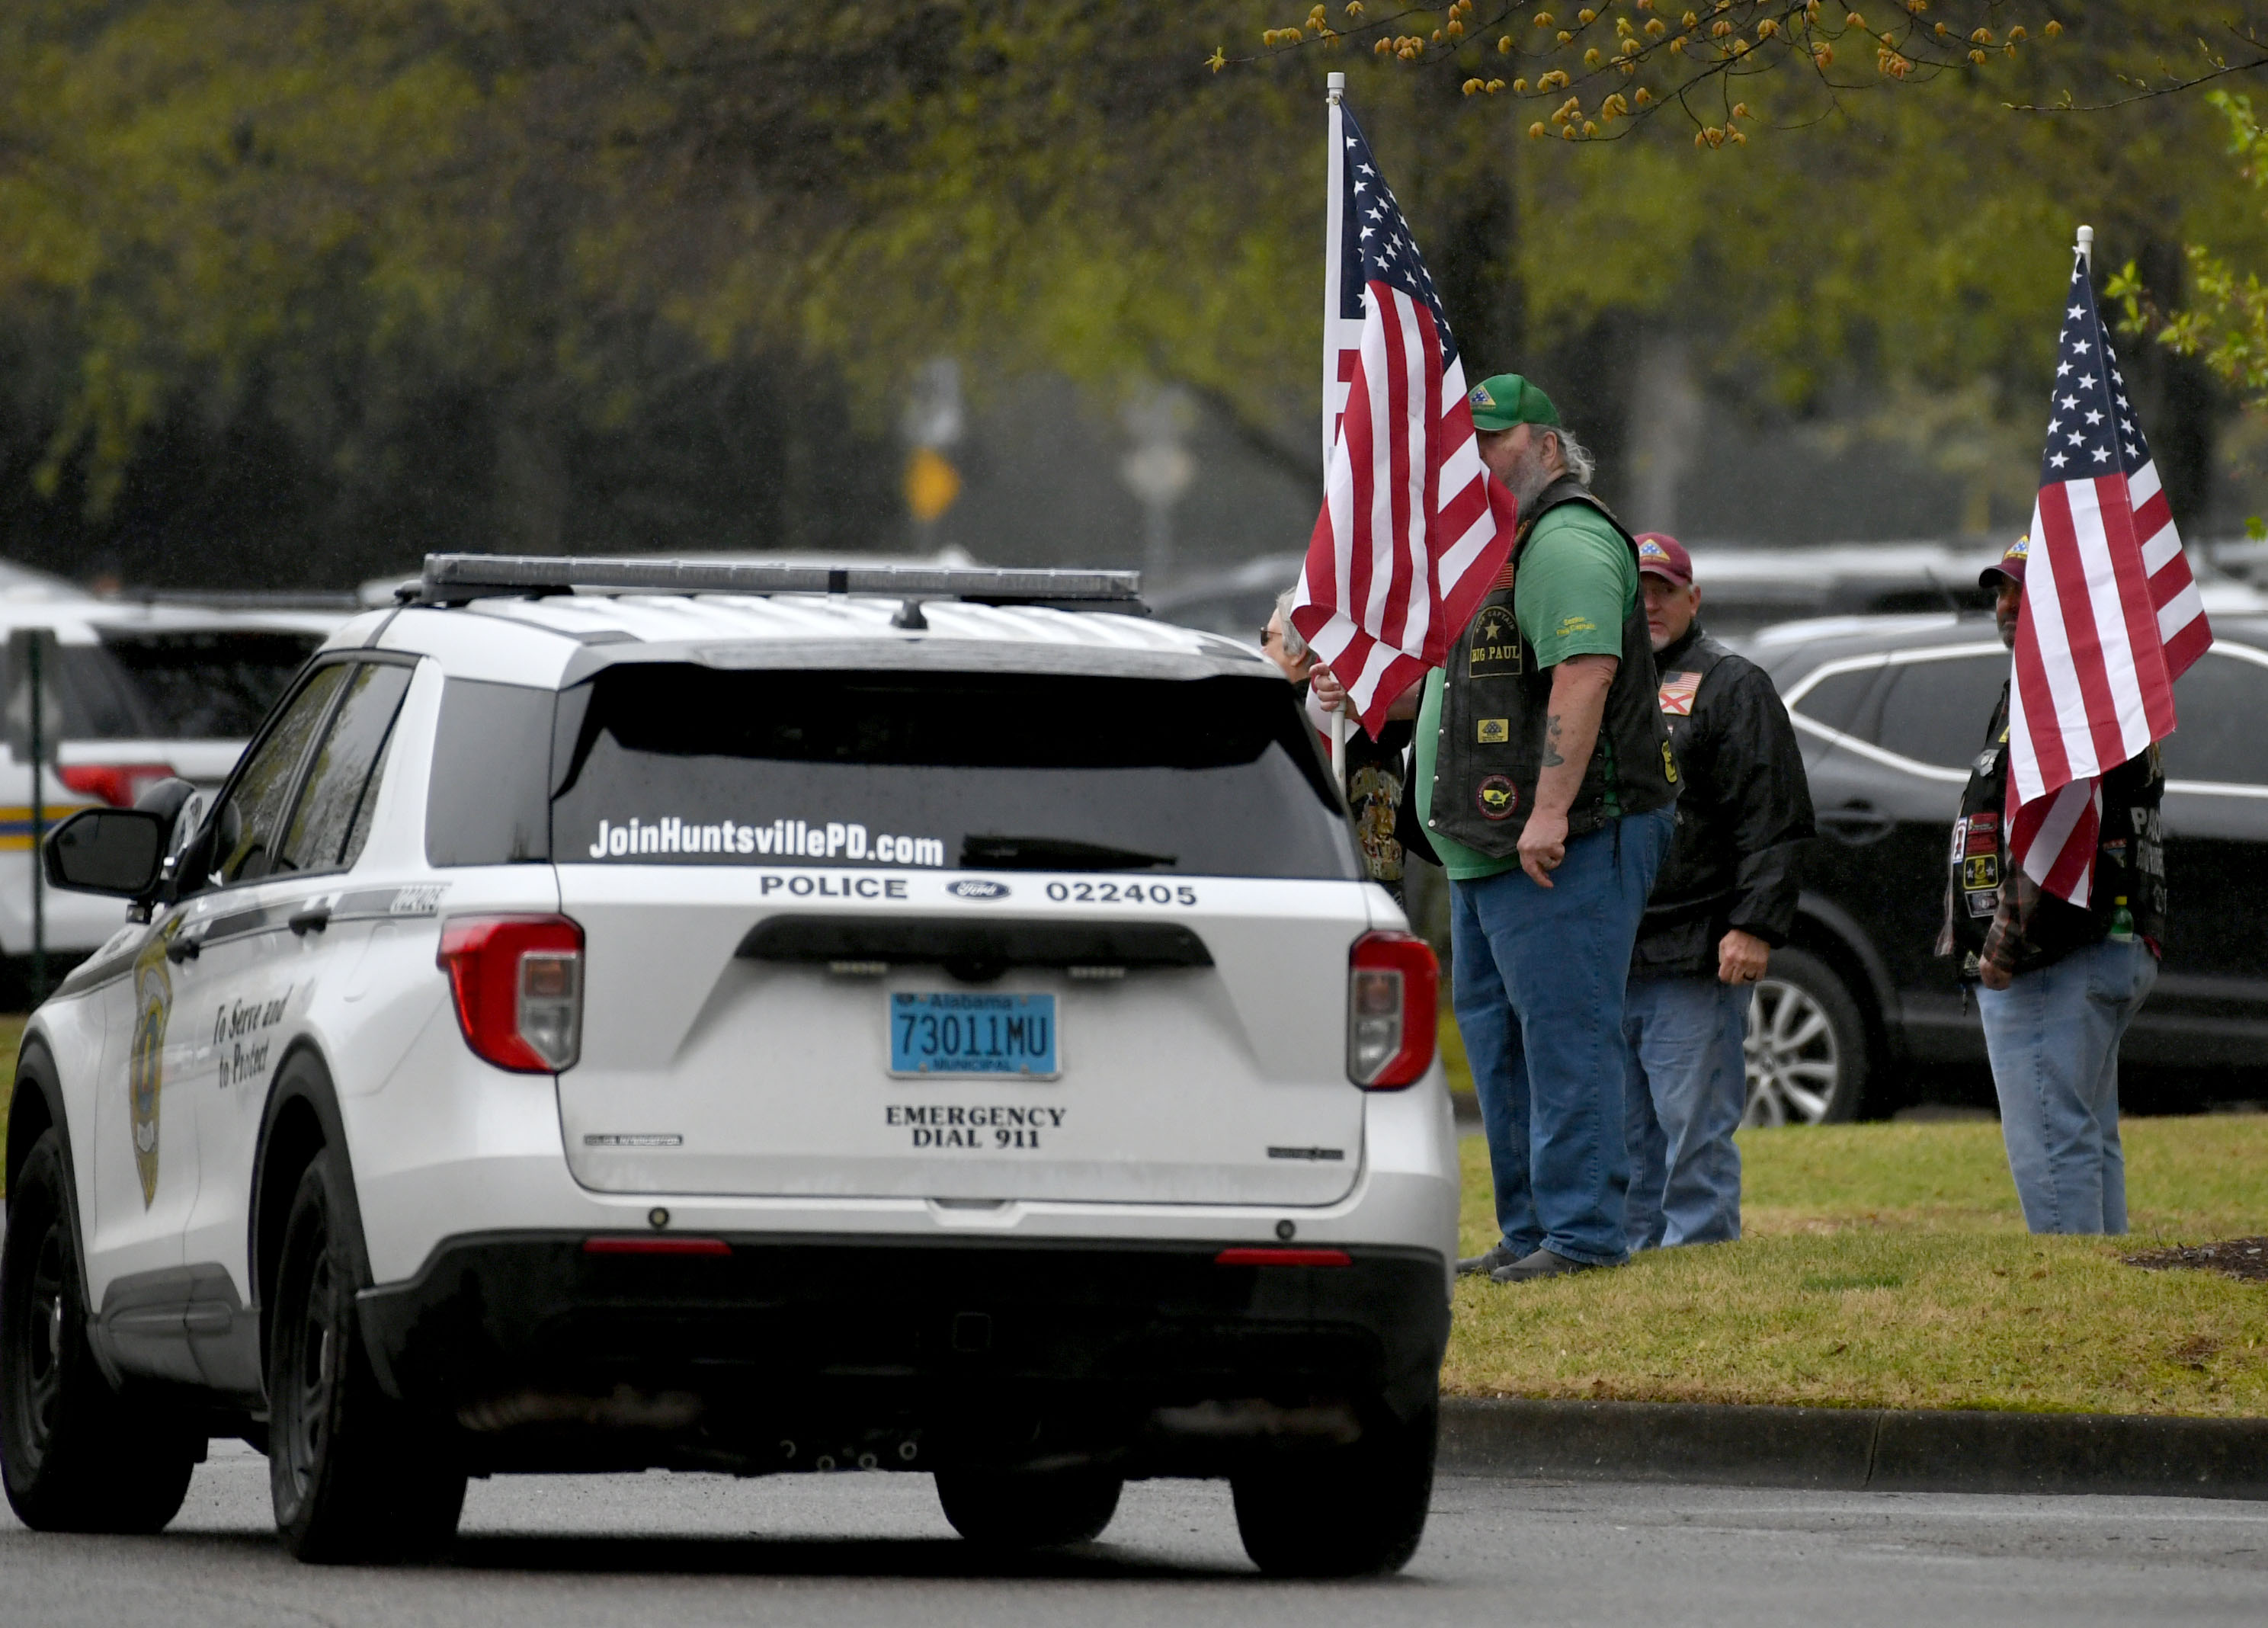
[1428,480,1680,855]
[1946,681,2167,971]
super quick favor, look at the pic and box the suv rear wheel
[1744,947,1872,1125]
[1,1130,198,1533]
[935,1463,1123,1548]
[268,1149,466,1562]
[1230,1401,1434,1578]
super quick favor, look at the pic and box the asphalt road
[3,1441,2265,1627]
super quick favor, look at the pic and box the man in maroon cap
[1937,535,2164,1235]
[1621,534,1815,1251]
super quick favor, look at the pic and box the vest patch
[1476,774,1519,821]
[1658,671,1700,716]
[1478,717,1509,744]
[1466,605,1523,677]
[1661,742,1679,784]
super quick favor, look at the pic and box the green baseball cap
[1466,373,1559,432]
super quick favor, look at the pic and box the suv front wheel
[268,1149,466,1562]
[1744,947,1873,1125]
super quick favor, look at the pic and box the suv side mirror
[43,808,168,899]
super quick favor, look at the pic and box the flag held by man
[2007,233,2212,903]
[1290,96,1517,739]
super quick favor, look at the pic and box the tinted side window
[2163,649,2268,786]
[426,679,555,866]
[1874,655,2009,770]
[213,664,350,886]
[277,664,414,875]
[1788,667,1880,734]
[341,729,397,870]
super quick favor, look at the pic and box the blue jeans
[1623,975,1751,1252]
[1977,937,2158,1235]
[1452,807,1676,1267]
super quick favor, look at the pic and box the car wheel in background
[1744,947,1873,1126]
[267,1149,466,1562]
[934,1463,1124,1548]
[1230,1401,1434,1578]
[1,1131,198,1533]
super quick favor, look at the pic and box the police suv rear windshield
[544,665,1357,880]
[29,630,325,740]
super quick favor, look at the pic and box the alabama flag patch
[1658,671,1701,716]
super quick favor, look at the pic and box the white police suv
[1,556,1455,1575]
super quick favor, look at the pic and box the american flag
[2007,245,2212,904]
[1289,98,1517,738]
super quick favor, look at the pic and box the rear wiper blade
[959,835,1178,872]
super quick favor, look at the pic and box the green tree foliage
[0,1,2260,583]
[2113,92,2268,409]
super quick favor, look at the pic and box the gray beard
[1505,447,1559,512]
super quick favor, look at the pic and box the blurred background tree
[0,1,2261,588]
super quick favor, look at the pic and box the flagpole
[1323,71,1349,790]
[2076,223,2093,268]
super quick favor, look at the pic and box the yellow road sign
[905,447,962,523]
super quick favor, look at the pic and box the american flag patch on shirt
[1658,671,1701,716]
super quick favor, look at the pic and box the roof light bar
[408,553,1145,610]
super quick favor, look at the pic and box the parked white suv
[0,589,339,985]
[2,556,1456,1575]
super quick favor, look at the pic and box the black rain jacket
[1631,624,1816,979]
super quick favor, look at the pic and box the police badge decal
[128,919,180,1207]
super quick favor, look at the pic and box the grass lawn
[1450,1118,2268,1416]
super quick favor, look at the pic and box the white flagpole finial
[1327,71,1345,102]
[2076,223,2094,264]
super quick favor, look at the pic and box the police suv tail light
[437,915,584,1072]
[1347,930,1438,1089]
[57,763,176,809]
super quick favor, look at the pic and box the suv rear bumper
[356,1232,1448,1476]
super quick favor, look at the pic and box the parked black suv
[1741,612,2268,1121]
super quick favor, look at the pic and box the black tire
[1744,946,1876,1126]
[1231,1402,1435,1578]
[267,1150,466,1563]
[935,1463,1123,1549]
[1,1131,198,1533]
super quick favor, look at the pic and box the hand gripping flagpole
[1323,71,1349,793]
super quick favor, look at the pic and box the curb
[1440,1397,2268,1501]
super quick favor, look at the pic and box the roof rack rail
[405,554,1146,612]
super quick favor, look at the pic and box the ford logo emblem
[947,879,1010,900]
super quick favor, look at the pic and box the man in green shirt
[1317,373,1677,1282]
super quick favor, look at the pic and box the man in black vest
[1938,535,2164,1234]
[1359,374,1683,1288]
[1315,376,1677,1282]
[1621,534,1814,1252]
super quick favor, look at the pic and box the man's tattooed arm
[1541,713,1565,768]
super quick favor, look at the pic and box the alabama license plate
[888,991,1059,1079]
